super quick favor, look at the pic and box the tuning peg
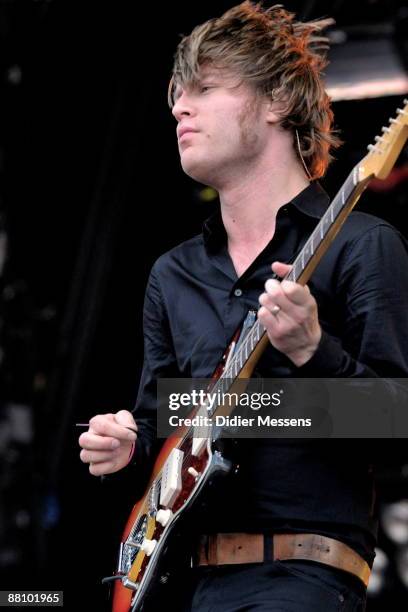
[397,108,407,116]
[381,126,391,133]
[404,98,407,104]
[367,144,382,155]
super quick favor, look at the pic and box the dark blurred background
[0,1,407,610]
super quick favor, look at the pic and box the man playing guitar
[79,3,408,610]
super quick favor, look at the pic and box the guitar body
[111,334,240,612]
[112,432,233,611]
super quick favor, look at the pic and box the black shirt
[131,181,408,566]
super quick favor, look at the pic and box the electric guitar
[109,99,408,611]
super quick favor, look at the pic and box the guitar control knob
[187,467,199,478]
[156,509,173,527]
[140,538,157,556]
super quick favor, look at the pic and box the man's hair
[169,1,341,180]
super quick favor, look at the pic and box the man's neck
[219,161,310,249]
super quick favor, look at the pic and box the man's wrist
[287,327,322,367]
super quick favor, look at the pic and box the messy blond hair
[169,1,341,180]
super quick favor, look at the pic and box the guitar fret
[287,269,295,283]
[254,324,260,342]
[345,171,356,203]
[293,259,302,282]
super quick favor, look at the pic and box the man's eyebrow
[198,70,220,80]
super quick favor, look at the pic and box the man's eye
[200,85,214,93]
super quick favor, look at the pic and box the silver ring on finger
[271,305,281,316]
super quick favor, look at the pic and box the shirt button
[234,288,243,297]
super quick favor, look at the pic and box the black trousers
[151,559,367,612]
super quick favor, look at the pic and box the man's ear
[266,100,283,125]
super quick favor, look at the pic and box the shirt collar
[203,181,330,252]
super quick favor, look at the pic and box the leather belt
[194,533,371,587]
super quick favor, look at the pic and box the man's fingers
[280,280,310,306]
[261,279,300,318]
[80,448,119,464]
[271,261,293,278]
[258,306,282,330]
[271,261,312,304]
[88,414,137,441]
[78,410,137,477]
[264,274,313,310]
[89,461,119,477]
[259,294,289,323]
[114,409,138,429]
[79,431,122,451]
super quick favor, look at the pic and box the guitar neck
[287,168,371,285]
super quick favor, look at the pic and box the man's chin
[180,160,211,184]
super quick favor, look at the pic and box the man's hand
[78,410,138,476]
[258,261,321,367]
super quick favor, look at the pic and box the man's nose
[172,92,195,122]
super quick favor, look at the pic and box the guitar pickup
[159,448,184,508]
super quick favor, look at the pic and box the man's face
[171,67,270,187]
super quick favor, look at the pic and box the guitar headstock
[358,98,408,181]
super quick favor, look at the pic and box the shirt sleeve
[298,223,408,377]
[126,262,179,479]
